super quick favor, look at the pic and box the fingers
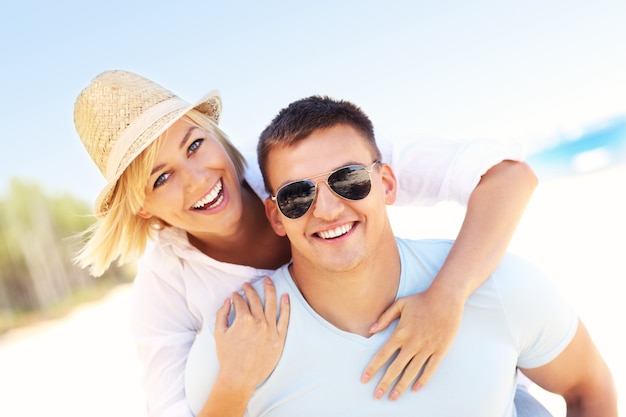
[262,277,278,321]
[412,353,442,390]
[219,278,288,332]
[362,326,436,400]
[242,282,264,317]
[276,294,290,336]
[363,290,463,400]
[231,289,250,316]
[258,278,290,337]
[376,351,431,400]
[361,339,400,384]
[214,298,232,335]
[370,299,403,333]
[364,346,443,400]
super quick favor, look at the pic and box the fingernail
[361,373,370,383]
[369,323,378,332]
[390,390,400,401]
[412,383,422,392]
[265,277,273,285]
[374,388,384,400]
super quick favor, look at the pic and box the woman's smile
[192,179,224,210]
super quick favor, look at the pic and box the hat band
[105,97,190,179]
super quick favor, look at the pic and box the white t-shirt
[131,138,526,417]
[185,239,578,417]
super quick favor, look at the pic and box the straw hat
[74,70,221,218]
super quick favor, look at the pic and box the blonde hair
[75,110,247,277]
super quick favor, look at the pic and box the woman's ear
[265,198,287,237]
[380,163,398,205]
[136,208,153,220]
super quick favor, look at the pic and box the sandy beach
[1,165,624,417]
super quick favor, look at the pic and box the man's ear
[265,198,287,237]
[136,208,153,220]
[380,163,398,205]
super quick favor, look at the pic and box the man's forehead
[267,133,373,187]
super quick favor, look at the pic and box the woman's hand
[213,277,290,395]
[361,285,464,401]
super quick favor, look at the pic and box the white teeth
[193,180,223,209]
[209,193,224,208]
[318,223,353,239]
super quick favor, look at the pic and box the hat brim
[93,90,221,218]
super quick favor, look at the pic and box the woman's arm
[134,257,288,417]
[429,159,538,301]
[132,266,201,417]
[362,159,538,400]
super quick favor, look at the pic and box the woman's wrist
[213,369,257,400]
[428,268,474,306]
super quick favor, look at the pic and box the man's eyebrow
[150,126,199,176]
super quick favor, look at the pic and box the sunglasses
[271,160,380,219]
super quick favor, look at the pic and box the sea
[526,116,626,180]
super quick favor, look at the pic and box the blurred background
[0,1,624,416]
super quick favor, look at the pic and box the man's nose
[311,182,345,220]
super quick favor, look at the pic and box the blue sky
[1,0,624,203]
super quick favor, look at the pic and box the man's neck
[289,240,401,337]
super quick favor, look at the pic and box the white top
[131,138,526,417]
[185,239,578,417]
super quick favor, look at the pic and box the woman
[73,70,537,417]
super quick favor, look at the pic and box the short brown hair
[257,96,381,192]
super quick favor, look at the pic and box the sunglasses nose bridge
[310,180,345,219]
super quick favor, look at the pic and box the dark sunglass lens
[329,166,371,200]
[277,180,316,219]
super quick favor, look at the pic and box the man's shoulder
[397,238,454,262]
[398,237,454,249]
[396,237,548,293]
[250,263,294,300]
[397,237,541,281]
[491,251,550,292]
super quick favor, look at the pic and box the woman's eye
[153,172,171,189]
[188,138,203,155]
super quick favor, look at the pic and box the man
[186,96,616,416]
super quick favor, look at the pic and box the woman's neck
[188,182,291,269]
